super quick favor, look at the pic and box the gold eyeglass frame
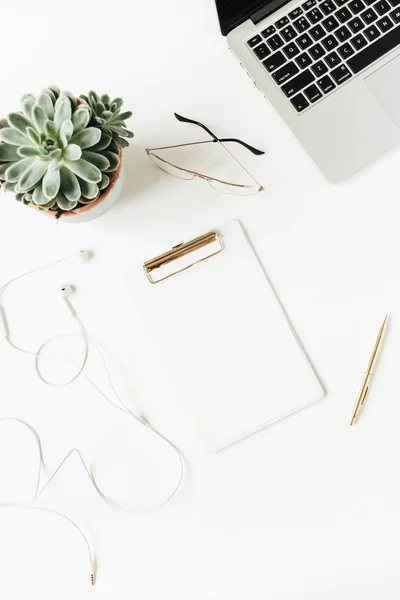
[145,113,265,196]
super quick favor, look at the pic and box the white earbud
[60,284,73,298]
[75,250,91,264]
[60,285,75,315]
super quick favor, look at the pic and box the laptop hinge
[250,0,293,24]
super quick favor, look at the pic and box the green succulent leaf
[109,125,134,138]
[81,150,110,171]
[49,148,62,160]
[100,94,110,105]
[37,93,54,119]
[54,96,72,129]
[60,119,73,140]
[78,178,99,199]
[60,167,81,201]
[39,198,57,209]
[8,113,33,136]
[63,144,82,161]
[55,192,78,211]
[5,158,34,183]
[90,132,112,152]
[42,168,60,200]
[19,159,49,191]
[48,158,64,171]
[2,181,17,192]
[111,98,123,111]
[64,158,101,183]
[44,120,58,139]
[98,173,110,190]
[70,127,101,149]
[0,143,20,162]
[113,111,133,123]
[0,163,10,178]
[32,105,48,134]
[59,133,68,149]
[21,95,36,121]
[88,91,99,105]
[49,85,60,97]
[32,181,50,206]
[17,145,42,158]
[26,127,41,145]
[0,128,31,146]
[101,150,120,172]
[71,107,90,133]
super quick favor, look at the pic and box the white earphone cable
[0,253,184,584]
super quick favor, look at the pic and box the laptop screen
[215,0,268,35]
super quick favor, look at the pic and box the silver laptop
[216,0,400,181]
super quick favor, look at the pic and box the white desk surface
[1,1,400,599]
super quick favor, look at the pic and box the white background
[0,0,400,598]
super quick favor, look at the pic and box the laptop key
[331,64,352,83]
[364,23,381,37]
[322,33,340,48]
[335,0,348,6]
[262,25,277,37]
[283,41,301,57]
[303,0,317,9]
[267,33,285,50]
[290,92,310,112]
[337,41,355,56]
[390,7,400,20]
[281,69,315,96]
[272,61,300,84]
[348,16,365,31]
[281,25,298,41]
[308,7,324,22]
[304,83,323,101]
[253,43,271,59]
[389,0,400,5]
[335,24,352,39]
[276,16,290,28]
[325,50,341,66]
[361,7,378,21]
[320,0,337,13]
[337,6,353,20]
[289,7,304,18]
[297,32,313,47]
[293,16,311,31]
[248,35,263,47]
[263,50,287,71]
[377,14,394,27]
[295,51,313,67]
[351,31,368,46]
[310,23,326,38]
[311,59,329,74]
[323,15,340,30]
[349,0,366,12]
[309,42,326,58]
[374,0,391,13]
[317,74,336,92]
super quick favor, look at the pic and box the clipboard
[132,220,325,451]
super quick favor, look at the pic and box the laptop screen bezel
[215,0,291,35]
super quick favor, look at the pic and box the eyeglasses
[146,113,265,196]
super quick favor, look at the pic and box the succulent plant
[0,86,133,215]
[80,91,133,149]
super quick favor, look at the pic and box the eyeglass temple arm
[174,113,265,156]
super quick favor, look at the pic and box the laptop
[215,0,400,181]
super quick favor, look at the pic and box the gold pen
[350,315,388,426]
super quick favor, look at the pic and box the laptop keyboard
[247,0,400,112]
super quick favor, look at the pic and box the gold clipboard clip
[143,230,224,284]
